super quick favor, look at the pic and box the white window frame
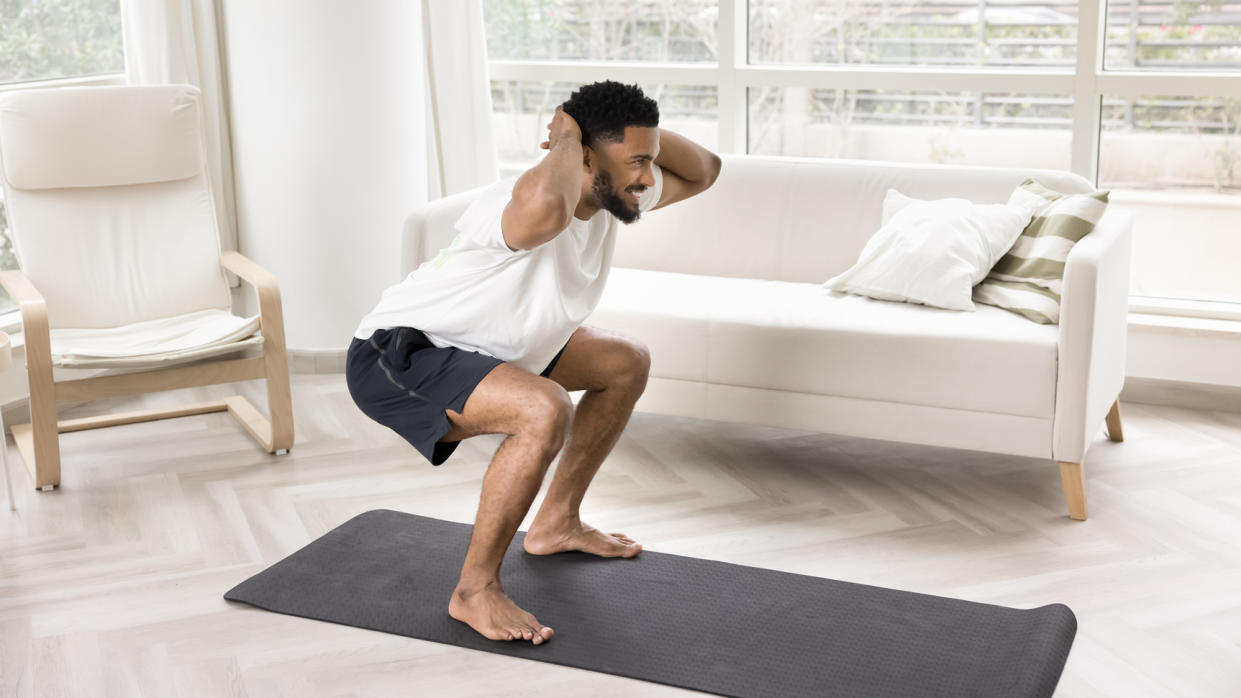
[488,0,1241,320]
[0,73,127,334]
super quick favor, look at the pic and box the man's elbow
[700,153,722,189]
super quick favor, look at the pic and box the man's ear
[582,144,595,173]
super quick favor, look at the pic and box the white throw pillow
[823,189,1036,311]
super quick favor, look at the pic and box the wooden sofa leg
[1105,399,1124,442]
[1058,461,1087,521]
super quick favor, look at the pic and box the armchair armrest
[0,270,57,447]
[220,251,286,350]
[220,251,293,451]
[0,269,49,331]
[1052,208,1133,463]
[0,269,52,360]
[221,251,278,297]
[222,248,289,370]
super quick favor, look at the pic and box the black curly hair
[562,81,659,146]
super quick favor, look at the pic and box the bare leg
[438,364,571,645]
[524,326,649,557]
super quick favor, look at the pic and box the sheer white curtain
[120,0,237,252]
[423,0,500,198]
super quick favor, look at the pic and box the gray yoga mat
[224,509,1076,697]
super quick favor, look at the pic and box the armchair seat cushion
[590,268,1060,419]
[51,309,261,369]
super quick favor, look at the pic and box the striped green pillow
[972,178,1110,324]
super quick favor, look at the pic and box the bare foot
[523,520,642,557]
[448,581,554,645]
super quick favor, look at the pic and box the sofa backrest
[617,154,1096,284]
[402,153,1095,284]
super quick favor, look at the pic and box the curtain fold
[423,0,500,199]
[121,0,238,253]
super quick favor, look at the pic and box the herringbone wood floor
[1,373,1239,697]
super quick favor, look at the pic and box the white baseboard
[287,348,346,375]
[1119,377,1241,414]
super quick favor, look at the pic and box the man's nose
[637,164,656,189]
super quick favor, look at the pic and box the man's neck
[573,196,598,221]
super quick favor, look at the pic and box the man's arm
[501,106,583,251]
[652,128,722,210]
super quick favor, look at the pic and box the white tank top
[354,166,663,375]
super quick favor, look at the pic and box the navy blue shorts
[346,327,566,466]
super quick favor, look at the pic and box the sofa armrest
[1052,208,1133,463]
[401,186,488,277]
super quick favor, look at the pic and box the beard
[589,169,644,224]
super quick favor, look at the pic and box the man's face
[588,126,659,224]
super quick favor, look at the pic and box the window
[1100,94,1241,304]
[750,0,1078,67]
[750,88,1072,169]
[0,0,125,316]
[1097,0,1241,306]
[492,80,718,176]
[0,0,125,84]
[1104,0,1241,71]
[484,1,718,62]
[483,0,1241,314]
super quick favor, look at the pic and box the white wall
[220,0,427,350]
[1128,324,1241,387]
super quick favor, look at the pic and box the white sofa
[402,154,1133,521]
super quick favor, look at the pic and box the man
[346,81,721,645]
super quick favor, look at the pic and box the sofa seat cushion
[590,268,1060,419]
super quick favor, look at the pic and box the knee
[520,383,573,452]
[610,341,651,394]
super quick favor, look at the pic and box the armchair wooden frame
[0,250,294,490]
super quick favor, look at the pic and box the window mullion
[717,0,748,154]
[1071,0,1107,185]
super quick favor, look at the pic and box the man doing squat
[347,81,721,645]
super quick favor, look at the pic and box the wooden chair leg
[19,308,62,490]
[263,342,294,455]
[221,344,293,455]
[1058,461,1087,521]
[1105,399,1124,442]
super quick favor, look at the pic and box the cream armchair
[0,84,292,490]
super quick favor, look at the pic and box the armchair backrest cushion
[0,85,231,329]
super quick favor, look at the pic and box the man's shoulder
[457,176,519,231]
